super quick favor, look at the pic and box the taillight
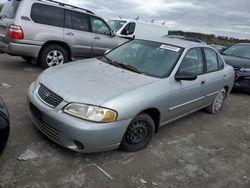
[8,24,24,40]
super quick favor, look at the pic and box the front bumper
[234,71,250,93]
[0,40,41,58]
[27,82,132,153]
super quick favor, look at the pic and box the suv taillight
[8,24,24,40]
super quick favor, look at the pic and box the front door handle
[201,80,206,85]
[66,32,74,36]
[94,36,101,40]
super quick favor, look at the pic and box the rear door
[202,48,226,104]
[0,0,21,43]
[64,10,93,58]
[89,16,120,56]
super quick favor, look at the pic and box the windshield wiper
[0,15,7,19]
[116,63,146,74]
[100,56,146,75]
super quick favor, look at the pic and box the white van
[107,19,168,39]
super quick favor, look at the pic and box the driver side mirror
[111,30,116,37]
[175,71,197,81]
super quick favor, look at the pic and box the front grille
[238,79,250,85]
[38,84,63,107]
[30,103,61,143]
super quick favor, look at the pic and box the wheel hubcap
[46,50,64,67]
[125,121,148,145]
[214,91,225,111]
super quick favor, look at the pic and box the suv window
[0,0,20,19]
[65,10,90,32]
[179,48,204,75]
[204,48,219,72]
[90,16,111,35]
[121,22,136,35]
[31,3,64,28]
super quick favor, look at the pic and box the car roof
[137,36,209,49]
[35,0,95,16]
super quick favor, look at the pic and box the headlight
[63,103,117,123]
[33,77,40,89]
[240,68,250,72]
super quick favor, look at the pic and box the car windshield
[223,44,250,59]
[0,0,20,19]
[102,40,183,78]
[107,20,127,32]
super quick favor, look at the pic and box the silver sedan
[27,37,235,153]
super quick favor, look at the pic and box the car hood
[39,58,159,106]
[222,55,250,68]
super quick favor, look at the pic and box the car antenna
[135,16,140,20]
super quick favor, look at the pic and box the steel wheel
[121,113,155,152]
[46,50,64,67]
[125,121,149,145]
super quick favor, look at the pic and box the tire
[120,113,155,152]
[39,44,68,69]
[206,88,226,114]
[21,56,33,63]
[0,116,9,154]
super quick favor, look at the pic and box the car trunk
[0,0,20,43]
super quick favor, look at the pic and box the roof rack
[37,0,95,14]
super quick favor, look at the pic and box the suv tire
[39,44,68,69]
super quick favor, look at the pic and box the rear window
[31,3,64,28]
[0,0,20,19]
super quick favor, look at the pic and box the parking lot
[0,54,250,187]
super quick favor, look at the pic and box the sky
[1,0,250,39]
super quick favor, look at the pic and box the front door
[89,16,120,56]
[167,48,207,120]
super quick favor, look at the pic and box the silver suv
[0,0,127,68]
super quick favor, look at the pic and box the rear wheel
[39,44,68,69]
[120,113,155,152]
[206,88,226,114]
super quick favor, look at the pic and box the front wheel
[206,88,227,114]
[120,113,155,152]
[39,44,68,69]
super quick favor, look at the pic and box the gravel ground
[0,54,250,188]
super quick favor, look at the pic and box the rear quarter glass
[0,1,20,19]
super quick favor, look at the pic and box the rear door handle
[94,36,101,40]
[66,32,74,36]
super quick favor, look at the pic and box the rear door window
[0,0,20,19]
[71,11,90,32]
[31,3,64,28]
[204,48,219,72]
[65,10,90,32]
